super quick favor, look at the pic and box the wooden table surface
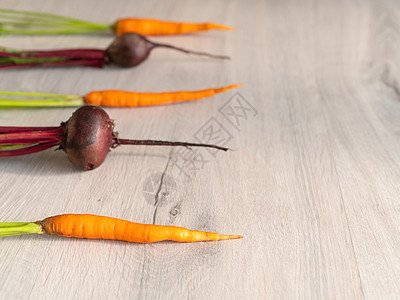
[0,0,399,299]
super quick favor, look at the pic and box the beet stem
[0,126,63,154]
[0,48,105,59]
[28,49,105,59]
[115,139,229,151]
[0,138,59,145]
[0,59,104,69]
[40,59,104,68]
[0,126,59,133]
[0,48,106,69]
[0,128,62,142]
[0,141,59,157]
[0,51,21,57]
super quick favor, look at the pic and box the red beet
[60,106,115,170]
[0,33,229,69]
[105,33,229,67]
[0,106,228,170]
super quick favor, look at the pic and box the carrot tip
[215,83,243,94]
[218,234,243,240]
[230,235,243,239]
[210,23,235,31]
[231,83,243,89]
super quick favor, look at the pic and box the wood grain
[0,0,399,299]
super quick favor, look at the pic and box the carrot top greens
[0,9,111,35]
[0,222,42,237]
[0,91,84,108]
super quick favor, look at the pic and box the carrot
[0,214,243,243]
[0,84,242,108]
[84,84,242,107]
[0,9,233,36]
[114,18,234,36]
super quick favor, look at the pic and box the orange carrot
[114,18,234,36]
[37,214,242,243]
[84,84,242,107]
[0,9,233,37]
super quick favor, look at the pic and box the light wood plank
[0,0,399,299]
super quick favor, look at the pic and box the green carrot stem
[0,8,109,27]
[0,22,109,32]
[0,92,84,108]
[0,91,80,98]
[0,9,111,35]
[0,222,42,237]
[0,21,109,28]
[0,98,84,108]
[0,27,112,35]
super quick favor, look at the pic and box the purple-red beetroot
[0,106,227,170]
[61,106,114,170]
[0,33,229,69]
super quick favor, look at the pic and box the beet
[0,33,229,69]
[105,33,230,68]
[105,33,153,67]
[61,106,115,170]
[0,106,228,170]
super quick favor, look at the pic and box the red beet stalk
[0,126,63,156]
[0,49,105,69]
